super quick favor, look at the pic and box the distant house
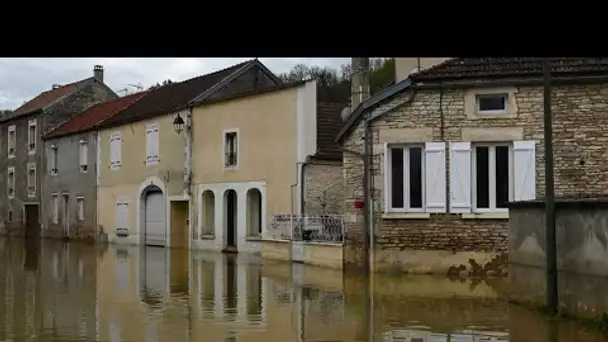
[41,91,149,241]
[337,57,608,275]
[0,65,117,237]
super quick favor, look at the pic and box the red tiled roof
[44,91,149,139]
[315,102,348,161]
[8,79,90,119]
[410,57,608,82]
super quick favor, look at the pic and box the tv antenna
[127,83,144,91]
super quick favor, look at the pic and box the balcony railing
[225,152,237,167]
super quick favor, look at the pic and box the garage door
[145,191,166,246]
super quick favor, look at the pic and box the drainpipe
[362,119,372,275]
[183,108,193,197]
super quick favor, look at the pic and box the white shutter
[146,126,153,162]
[449,142,472,213]
[383,142,390,213]
[115,203,122,229]
[513,140,536,201]
[114,135,122,167]
[121,204,129,229]
[110,135,117,167]
[152,126,159,160]
[424,142,446,213]
[79,142,87,166]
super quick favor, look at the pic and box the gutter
[183,108,193,197]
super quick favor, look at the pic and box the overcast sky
[0,58,350,110]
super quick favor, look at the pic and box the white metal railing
[264,214,344,244]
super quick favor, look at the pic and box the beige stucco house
[95,59,283,248]
[337,57,608,275]
[187,80,347,253]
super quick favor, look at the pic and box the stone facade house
[337,57,608,275]
[0,66,117,237]
[41,91,149,241]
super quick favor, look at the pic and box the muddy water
[0,239,605,342]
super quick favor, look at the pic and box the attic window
[477,94,507,113]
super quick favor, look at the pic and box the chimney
[52,84,61,90]
[350,57,371,110]
[93,65,104,83]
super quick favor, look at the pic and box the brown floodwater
[0,238,606,342]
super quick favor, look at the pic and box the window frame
[76,196,85,221]
[471,142,513,213]
[7,125,15,158]
[52,193,59,224]
[476,93,508,115]
[7,167,15,199]
[223,128,239,169]
[28,119,37,155]
[79,140,88,173]
[27,162,36,198]
[386,144,426,213]
[51,145,58,175]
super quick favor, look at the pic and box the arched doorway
[201,190,215,237]
[246,188,262,237]
[224,189,238,249]
[142,185,166,247]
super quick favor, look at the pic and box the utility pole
[543,58,558,313]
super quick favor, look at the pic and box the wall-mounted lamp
[173,113,185,134]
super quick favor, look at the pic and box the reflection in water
[0,239,603,341]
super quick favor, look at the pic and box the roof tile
[7,79,90,119]
[410,57,608,81]
[99,61,250,128]
[44,91,149,139]
[315,102,348,161]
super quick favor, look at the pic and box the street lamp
[173,113,185,134]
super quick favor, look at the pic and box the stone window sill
[461,212,509,220]
[382,212,431,220]
[200,234,215,240]
[246,236,262,241]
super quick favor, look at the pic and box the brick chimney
[350,57,371,110]
[93,65,104,83]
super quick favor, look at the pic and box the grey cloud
[0,58,350,110]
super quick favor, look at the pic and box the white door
[145,191,166,247]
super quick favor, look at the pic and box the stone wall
[341,82,608,274]
[304,160,343,215]
[509,199,608,320]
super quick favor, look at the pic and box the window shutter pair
[146,124,160,164]
[382,140,536,213]
[110,133,122,168]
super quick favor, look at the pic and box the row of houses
[3,57,608,275]
[0,59,346,252]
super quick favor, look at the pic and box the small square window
[477,94,507,113]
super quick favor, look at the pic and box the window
[52,194,59,224]
[384,142,446,213]
[28,119,36,154]
[224,130,238,168]
[476,94,507,114]
[79,140,88,173]
[110,132,122,170]
[27,163,36,197]
[146,123,159,165]
[7,125,15,158]
[472,144,512,212]
[77,197,84,221]
[116,201,129,235]
[7,167,14,198]
[8,211,12,222]
[449,140,536,214]
[50,145,58,175]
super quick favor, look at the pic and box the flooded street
[0,239,605,341]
